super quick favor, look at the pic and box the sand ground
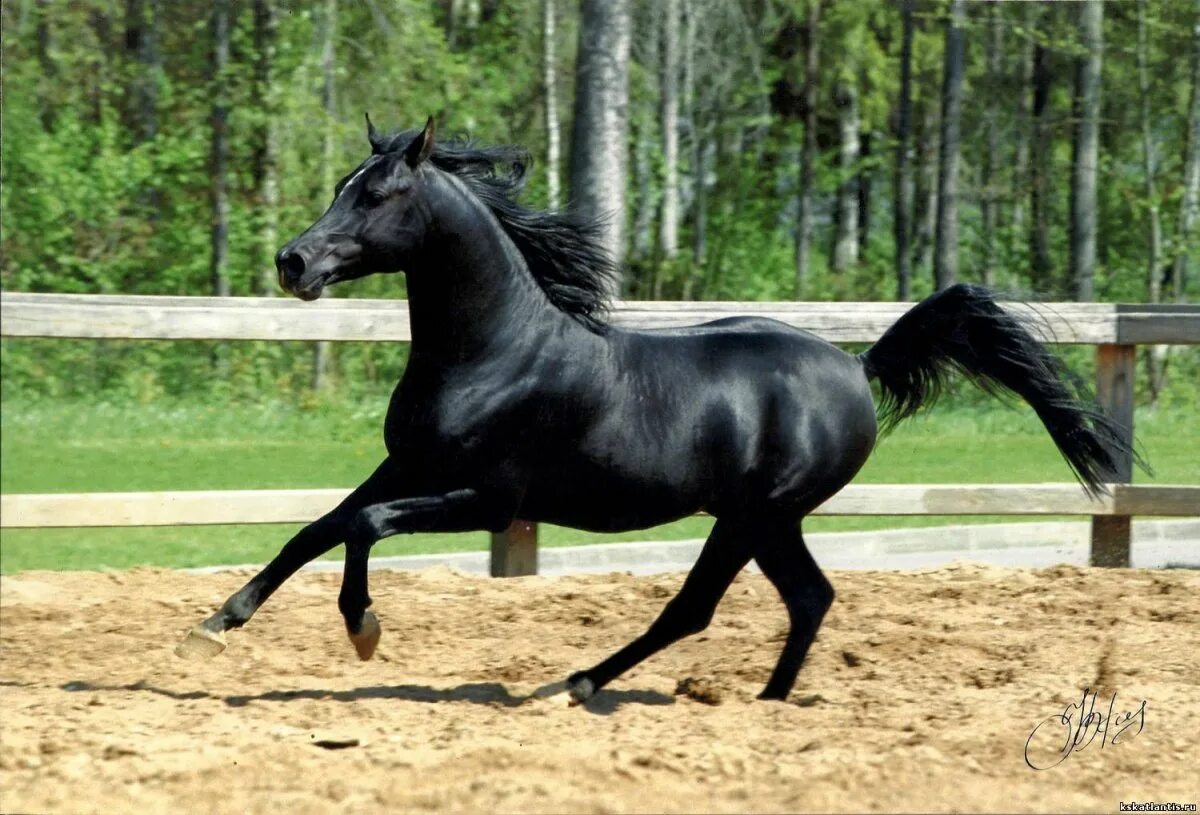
[1,563,1197,813]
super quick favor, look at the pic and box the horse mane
[379,130,617,333]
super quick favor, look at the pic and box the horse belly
[518,467,701,533]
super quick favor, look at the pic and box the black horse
[178,117,1131,702]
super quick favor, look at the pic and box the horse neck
[405,171,571,361]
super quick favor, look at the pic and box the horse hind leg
[754,520,834,700]
[565,518,751,702]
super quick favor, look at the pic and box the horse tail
[858,283,1140,497]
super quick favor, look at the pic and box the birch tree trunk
[934,0,965,291]
[569,0,632,287]
[682,0,703,299]
[893,0,914,300]
[1070,0,1103,301]
[832,78,860,273]
[631,3,658,270]
[913,94,939,277]
[658,0,680,261]
[1137,0,1162,306]
[1137,0,1167,402]
[794,0,819,296]
[543,0,561,210]
[1173,3,1200,302]
[680,0,696,215]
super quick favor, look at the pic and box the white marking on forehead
[336,156,380,202]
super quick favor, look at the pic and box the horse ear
[404,116,436,167]
[365,112,384,154]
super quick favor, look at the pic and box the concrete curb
[189,518,1200,576]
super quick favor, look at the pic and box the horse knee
[345,514,376,547]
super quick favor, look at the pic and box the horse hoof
[175,625,227,660]
[565,673,595,705]
[348,610,381,661]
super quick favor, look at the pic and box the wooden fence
[2,292,1198,575]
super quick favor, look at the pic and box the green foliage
[0,0,1196,405]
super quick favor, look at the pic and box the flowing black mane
[380,131,617,332]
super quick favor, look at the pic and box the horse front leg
[337,488,501,660]
[175,460,398,659]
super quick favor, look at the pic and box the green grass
[2,396,1196,573]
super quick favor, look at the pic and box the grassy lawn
[2,396,1196,573]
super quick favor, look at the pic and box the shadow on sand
[60,678,674,715]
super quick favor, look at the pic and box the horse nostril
[275,249,307,284]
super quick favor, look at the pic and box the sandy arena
[1,562,1197,813]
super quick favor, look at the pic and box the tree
[34,0,57,130]
[252,0,280,295]
[569,0,632,285]
[893,0,915,300]
[794,0,820,296]
[630,0,659,269]
[1011,2,1035,237]
[314,0,338,389]
[1137,0,1166,401]
[683,0,706,275]
[447,0,481,48]
[1070,0,1103,301]
[209,0,231,299]
[934,0,965,291]
[1173,0,1200,302]
[1136,0,1162,306]
[912,86,939,277]
[979,0,1002,288]
[857,131,872,260]
[1029,5,1054,294]
[832,73,860,274]
[543,0,561,210]
[658,0,680,262]
[124,0,160,145]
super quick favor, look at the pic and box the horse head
[275,115,436,301]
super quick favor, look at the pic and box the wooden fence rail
[3,292,1198,344]
[4,484,1197,528]
[3,292,1197,574]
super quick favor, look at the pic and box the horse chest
[383,381,528,462]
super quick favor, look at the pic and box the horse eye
[364,190,386,207]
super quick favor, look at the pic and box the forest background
[1,0,1197,405]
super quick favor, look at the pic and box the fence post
[1090,344,1135,567]
[490,520,538,576]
